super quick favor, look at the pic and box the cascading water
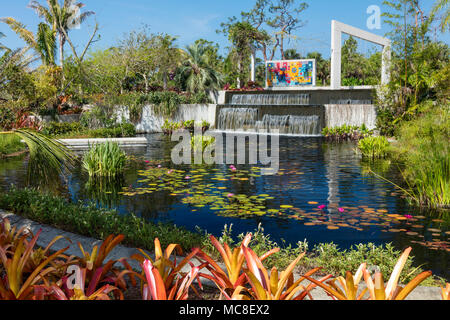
[231,93,310,105]
[217,108,321,136]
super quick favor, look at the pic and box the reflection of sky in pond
[0,134,448,279]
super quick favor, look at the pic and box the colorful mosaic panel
[266,60,315,87]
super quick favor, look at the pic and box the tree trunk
[58,33,64,68]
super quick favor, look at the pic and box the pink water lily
[404,215,413,219]
[338,208,345,213]
[230,165,237,171]
[145,160,150,164]
[167,170,174,174]
[318,205,326,210]
[158,165,162,168]
[227,193,235,197]
[185,176,191,180]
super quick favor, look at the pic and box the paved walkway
[0,210,443,300]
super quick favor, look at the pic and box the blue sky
[1,0,449,59]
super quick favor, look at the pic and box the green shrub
[41,121,83,136]
[0,187,203,251]
[82,142,127,177]
[358,136,390,159]
[88,123,136,138]
[191,135,215,152]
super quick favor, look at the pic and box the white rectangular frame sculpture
[331,20,391,89]
[265,59,316,88]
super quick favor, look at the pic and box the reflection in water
[0,134,448,279]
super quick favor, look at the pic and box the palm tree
[431,0,449,32]
[179,43,224,93]
[0,32,7,51]
[28,0,95,68]
[0,17,57,66]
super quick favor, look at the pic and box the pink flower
[230,165,237,171]
[145,160,150,164]
[227,193,235,197]
[185,176,191,180]
[318,205,326,210]
[158,165,162,168]
[167,170,173,174]
[338,208,345,213]
[404,215,413,219]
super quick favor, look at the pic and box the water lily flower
[158,165,162,168]
[318,205,326,210]
[227,193,235,197]
[145,160,150,164]
[338,208,345,213]
[167,170,174,174]
[404,215,413,219]
[185,176,191,180]
[230,165,237,171]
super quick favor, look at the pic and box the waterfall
[325,104,377,130]
[116,104,217,133]
[231,93,310,105]
[217,108,258,130]
[217,108,321,136]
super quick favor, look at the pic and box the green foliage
[0,133,25,156]
[322,124,373,141]
[358,136,390,160]
[41,121,83,136]
[41,120,136,138]
[191,135,215,152]
[82,142,127,178]
[393,106,449,208]
[308,242,439,286]
[0,187,204,252]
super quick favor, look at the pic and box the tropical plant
[140,259,200,300]
[178,42,223,93]
[0,218,30,250]
[82,141,127,177]
[0,229,68,300]
[132,238,200,293]
[28,0,95,67]
[191,135,216,153]
[305,247,432,300]
[0,129,75,183]
[195,234,280,296]
[76,234,136,295]
[230,245,331,300]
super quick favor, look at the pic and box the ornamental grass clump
[82,142,127,178]
[358,136,390,160]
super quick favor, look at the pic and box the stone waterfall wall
[324,104,377,130]
[116,104,217,133]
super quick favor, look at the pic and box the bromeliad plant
[0,229,68,300]
[76,234,137,295]
[229,245,332,300]
[132,238,201,298]
[141,259,200,300]
[195,234,280,296]
[305,247,432,300]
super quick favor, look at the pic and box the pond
[0,133,448,279]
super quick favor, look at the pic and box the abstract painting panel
[266,59,316,87]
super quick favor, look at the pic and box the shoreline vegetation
[0,187,445,287]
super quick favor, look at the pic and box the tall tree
[28,0,95,67]
[267,0,309,59]
[431,0,449,32]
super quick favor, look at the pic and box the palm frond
[0,17,36,49]
[37,22,57,65]
[12,129,77,183]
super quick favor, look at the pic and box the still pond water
[0,133,448,279]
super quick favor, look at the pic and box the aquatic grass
[390,107,449,208]
[358,136,390,160]
[82,142,127,178]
